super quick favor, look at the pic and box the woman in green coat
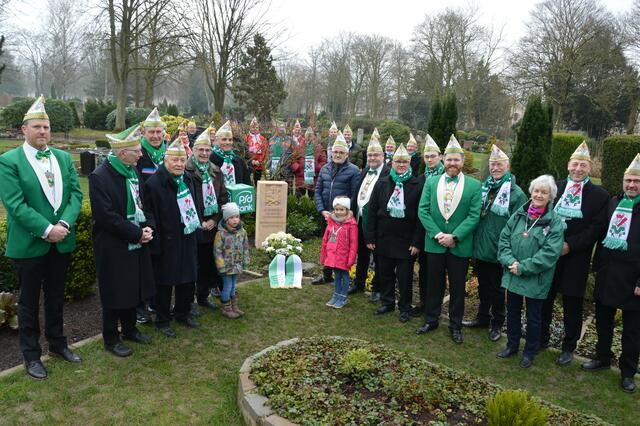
[496,175,565,368]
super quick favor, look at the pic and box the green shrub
[462,150,476,174]
[338,348,376,381]
[286,212,319,240]
[105,107,152,130]
[550,133,585,179]
[83,99,116,130]
[601,135,640,195]
[0,97,74,132]
[0,220,17,293]
[65,202,96,301]
[486,390,549,426]
[287,194,323,237]
[378,119,411,145]
[0,97,33,128]
[0,291,18,329]
[67,99,82,127]
[95,139,110,149]
[166,104,179,116]
[349,117,378,134]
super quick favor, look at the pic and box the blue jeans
[221,274,238,303]
[333,268,350,298]
[506,290,543,358]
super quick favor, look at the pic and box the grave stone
[255,180,288,248]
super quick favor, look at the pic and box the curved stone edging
[237,338,300,426]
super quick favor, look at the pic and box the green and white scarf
[555,176,589,219]
[270,138,283,173]
[172,174,200,235]
[304,142,315,185]
[269,254,286,288]
[141,137,165,167]
[387,168,413,218]
[480,172,512,218]
[602,195,640,251]
[213,145,236,186]
[192,157,218,216]
[108,153,146,250]
[425,162,445,178]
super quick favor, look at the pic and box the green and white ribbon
[304,142,315,185]
[108,153,146,250]
[285,255,303,289]
[602,195,640,251]
[269,254,287,288]
[481,172,512,218]
[425,162,444,178]
[192,157,218,216]
[387,168,412,218]
[173,174,200,235]
[213,145,236,186]
[555,176,589,219]
[141,137,165,167]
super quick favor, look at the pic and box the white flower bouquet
[261,232,303,258]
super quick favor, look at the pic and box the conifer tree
[428,96,444,150]
[442,92,458,144]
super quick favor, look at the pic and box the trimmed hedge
[378,119,411,146]
[550,133,585,179]
[0,202,95,301]
[0,97,74,132]
[601,135,640,195]
[83,99,116,130]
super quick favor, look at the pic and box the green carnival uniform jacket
[418,173,482,258]
[497,204,565,299]
[0,146,83,258]
[473,179,528,263]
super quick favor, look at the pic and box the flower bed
[250,336,607,425]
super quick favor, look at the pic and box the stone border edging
[237,338,300,426]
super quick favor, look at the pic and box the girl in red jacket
[320,196,358,308]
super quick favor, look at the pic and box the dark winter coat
[185,157,229,244]
[365,173,425,259]
[209,150,252,185]
[314,160,361,213]
[136,143,164,183]
[143,164,198,286]
[88,161,155,309]
[552,179,609,297]
[351,164,390,230]
[593,195,640,311]
[409,154,421,177]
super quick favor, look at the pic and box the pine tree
[442,92,458,145]
[511,96,553,193]
[232,33,286,121]
[428,96,444,150]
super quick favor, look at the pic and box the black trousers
[155,283,195,328]
[541,281,583,352]
[102,307,137,346]
[13,246,70,362]
[196,241,222,302]
[378,255,414,312]
[424,252,469,331]
[416,251,427,307]
[475,260,506,328]
[595,302,640,378]
[353,222,379,292]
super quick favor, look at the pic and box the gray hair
[529,174,557,201]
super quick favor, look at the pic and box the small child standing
[214,202,250,319]
[320,196,358,308]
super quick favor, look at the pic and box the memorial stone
[255,180,288,248]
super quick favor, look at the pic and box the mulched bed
[0,272,261,372]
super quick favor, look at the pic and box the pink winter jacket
[320,212,358,271]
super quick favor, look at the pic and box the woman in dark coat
[144,139,199,338]
[186,132,229,310]
[365,144,425,322]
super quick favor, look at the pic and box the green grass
[0,279,636,425]
[53,128,108,139]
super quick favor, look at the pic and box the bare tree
[361,35,393,119]
[389,42,410,119]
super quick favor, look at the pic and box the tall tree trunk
[143,74,155,107]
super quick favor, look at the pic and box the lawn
[0,278,636,425]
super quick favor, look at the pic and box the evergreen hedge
[601,135,640,195]
[83,99,116,130]
[550,133,585,179]
[378,119,410,146]
[0,97,74,132]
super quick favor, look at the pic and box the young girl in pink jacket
[320,196,358,308]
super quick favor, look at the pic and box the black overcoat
[364,173,425,259]
[409,154,421,177]
[143,164,198,286]
[552,179,609,297]
[88,161,156,309]
[350,164,390,214]
[185,157,230,244]
[593,195,640,311]
[136,147,162,183]
[209,151,252,185]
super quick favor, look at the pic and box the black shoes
[581,359,611,372]
[177,317,200,328]
[347,285,364,295]
[462,319,489,328]
[123,330,153,345]
[497,347,518,358]
[375,305,395,315]
[312,276,329,285]
[416,323,438,335]
[399,312,410,323]
[489,328,502,342]
[190,304,202,317]
[136,308,151,324]
[450,329,463,344]
[621,377,636,393]
[25,360,47,380]
[105,342,133,358]
[198,299,218,311]
[520,356,533,369]
[409,305,423,317]
[49,346,82,363]
[556,351,573,366]
[157,326,177,338]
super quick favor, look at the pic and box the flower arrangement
[349,265,374,292]
[261,232,303,257]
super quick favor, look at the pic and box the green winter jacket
[498,202,565,299]
[473,177,528,262]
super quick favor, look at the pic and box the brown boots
[231,295,245,316]
[221,301,239,319]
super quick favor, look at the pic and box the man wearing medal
[89,125,155,357]
[416,135,481,344]
[540,142,609,366]
[0,96,83,379]
[464,145,527,342]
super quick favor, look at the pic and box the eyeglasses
[124,149,143,154]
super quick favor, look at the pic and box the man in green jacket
[416,135,482,343]
[464,145,527,342]
[0,96,83,379]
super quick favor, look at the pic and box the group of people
[1,97,638,396]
